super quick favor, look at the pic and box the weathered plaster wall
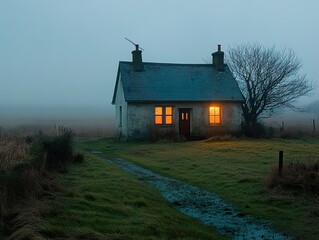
[194,102,242,136]
[126,102,242,139]
[114,74,128,138]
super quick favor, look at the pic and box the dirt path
[96,153,292,240]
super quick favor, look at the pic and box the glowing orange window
[165,107,173,124]
[155,106,173,125]
[209,106,221,124]
[155,107,163,124]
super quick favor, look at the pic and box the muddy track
[95,153,292,240]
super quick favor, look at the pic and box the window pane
[215,107,220,115]
[155,107,162,115]
[209,107,214,115]
[209,116,214,123]
[166,107,172,115]
[166,116,172,124]
[215,116,220,123]
[210,106,220,115]
[155,116,162,124]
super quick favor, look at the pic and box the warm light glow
[155,106,173,125]
[209,106,221,124]
[155,116,162,124]
[155,107,162,115]
[165,107,172,115]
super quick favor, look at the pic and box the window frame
[155,106,173,125]
[209,105,221,125]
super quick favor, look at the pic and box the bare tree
[226,43,313,133]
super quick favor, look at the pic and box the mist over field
[261,99,319,133]
[1,99,318,136]
[0,105,115,136]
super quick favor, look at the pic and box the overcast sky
[0,0,318,116]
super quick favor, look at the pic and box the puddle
[95,153,292,240]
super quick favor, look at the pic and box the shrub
[266,160,319,195]
[42,128,74,171]
[241,122,265,137]
[1,128,84,238]
[148,125,186,142]
[0,151,46,232]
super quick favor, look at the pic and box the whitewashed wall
[114,75,128,138]
[126,102,242,139]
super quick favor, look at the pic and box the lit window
[155,106,173,125]
[165,107,172,124]
[209,106,221,124]
[155,107,162,124]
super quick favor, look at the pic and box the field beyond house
[78,137,319,240]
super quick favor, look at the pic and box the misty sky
[1,0,318,116]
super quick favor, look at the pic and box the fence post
[278,151,283,176]
[313,119,316,132]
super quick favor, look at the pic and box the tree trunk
[242,108,263,137]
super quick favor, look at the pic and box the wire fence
[264,118,319,137]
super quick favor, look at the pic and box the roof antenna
[125,37,144,51]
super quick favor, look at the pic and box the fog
[0,1,318,129]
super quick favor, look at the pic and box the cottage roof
[112,61,244,104]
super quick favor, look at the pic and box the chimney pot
[212,44,225,71]
[131,46,144,72]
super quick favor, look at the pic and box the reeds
[266,159,319,195]
[0,128,83,238]
[0,136,30,171]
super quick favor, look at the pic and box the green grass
[40,152,225,239]
[78,137,319,240]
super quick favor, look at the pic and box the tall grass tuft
[0,127,82,238]
[42,127,74,172]
[0,136,30,171]
[266,159,319,195]
[0,140,46,234]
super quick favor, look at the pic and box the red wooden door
[179,108,190,136]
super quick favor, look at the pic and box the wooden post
[313,119,316,132]
[278,151,283,176]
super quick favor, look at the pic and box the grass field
[40,153,225,239]
[78,137,319,240]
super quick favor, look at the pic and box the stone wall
[126,102,242,139]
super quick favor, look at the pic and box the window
[181,112,189,120]
[155,106,173,125]
[209,106,221,124]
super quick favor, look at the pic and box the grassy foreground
[78,138,319,240]
[40,153,225,239]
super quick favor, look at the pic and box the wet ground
[95,153,292,240]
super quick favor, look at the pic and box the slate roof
[112,61,244,104]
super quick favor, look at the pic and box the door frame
[179,108,191,136]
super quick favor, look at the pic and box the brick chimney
[212,44,225,71]
[132,44,144,72]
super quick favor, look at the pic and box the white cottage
[112,45,244,140]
